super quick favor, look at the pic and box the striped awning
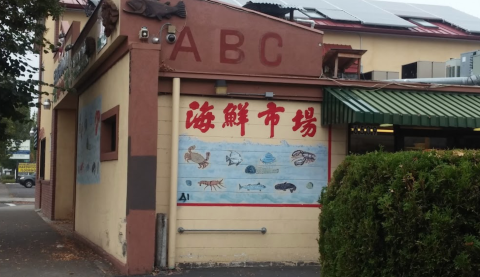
[322,87,480,128]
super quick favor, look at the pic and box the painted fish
[275,182,297,193]
[123,0,187,21]
[306,182,313,189]
[239,183,266,191]
[226,151,243,166]
[260,152,276,164]
[185,180,192,186]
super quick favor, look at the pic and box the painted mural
[177,136,327,205]
[76,96,101,184]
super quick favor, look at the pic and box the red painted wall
[121,0,323,78]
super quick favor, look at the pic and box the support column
[126,44,161,275]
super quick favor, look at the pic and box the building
[225,0,480,78]
[35,0,480,275]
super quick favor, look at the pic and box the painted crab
[184,145,210,169]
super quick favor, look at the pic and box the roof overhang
[322,87,480,128]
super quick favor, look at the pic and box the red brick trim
[73,231,128,275]
[100,105,119,162]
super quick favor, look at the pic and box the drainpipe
[296,19,316,29]
[168,78,180,269]
[387,75,480,85]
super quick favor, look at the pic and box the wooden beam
[334,57,339,79]
[338,53,363,59]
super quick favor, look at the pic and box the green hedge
[319,150,480,277]
[1,177,16,183]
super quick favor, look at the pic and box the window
[100,106,119,161]
[410,18,438,28]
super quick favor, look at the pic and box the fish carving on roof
[123,0,186,20]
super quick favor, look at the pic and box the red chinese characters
[292,107,317,137]
[186,101,215,133]
[222,102,249,136]
[258,102,285,138]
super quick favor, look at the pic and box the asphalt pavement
[3,183,35,198]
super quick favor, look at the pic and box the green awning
[322,87,480,128]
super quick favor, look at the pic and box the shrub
[319,150,480,277]
[1,177,16,183]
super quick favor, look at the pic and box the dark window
[348,125,395,154]
[40,139,46,179]
[100,106,119,161]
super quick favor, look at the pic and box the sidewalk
[141,266,321,277]
[0,205,117,277]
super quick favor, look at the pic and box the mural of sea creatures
[185,180,192,186]
[226,151,243,166]
[291,150,316,166]
[92,162,97,174]
[198,179,224,191]
[184,145,210,169]
[275,182,297,193]
[245,165,279,174]
[306,182,314,189]
[260,153,276,164]
[238,183,266,192]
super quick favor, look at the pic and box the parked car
[18,174,36,188]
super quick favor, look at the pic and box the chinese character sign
[185,100,318,138]
[222,102,249,136]
[186,101,215,133]
[258,102,285,138]
[292,107,317,137]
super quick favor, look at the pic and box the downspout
[168,77,180,269]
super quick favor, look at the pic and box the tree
[0,0,63,142]
[0,107,34,169]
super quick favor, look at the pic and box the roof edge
[209,0,324,35]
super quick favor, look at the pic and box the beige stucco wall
[54,110,76,220]
[158,95,329,265]
[75,54,130,263]
[40,10,89,180]
[323,31,480,74]
[331,124,348,174]
[40,17,56,180]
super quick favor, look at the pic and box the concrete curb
[0,198,35,203]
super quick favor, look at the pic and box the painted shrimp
[291,150,316,166]
[198,179,224,191]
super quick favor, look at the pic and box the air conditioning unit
[401,61,446,79]
[460,50,480,77]
[446,58,461,77]
[361,71,399,80]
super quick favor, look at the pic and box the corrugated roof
[322,87,480,128]
[314,18,475,39]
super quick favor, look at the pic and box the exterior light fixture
[380,123,393,127]
[215,80,227,95]
[29,129,35,137]
[65,44,74,51]
[42,99,51,110]
[474,128,480,131]
[139,26,149,40]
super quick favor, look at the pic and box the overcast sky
[387,0,480,18]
